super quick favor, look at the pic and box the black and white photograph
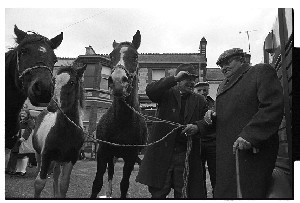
[2,1,298,200]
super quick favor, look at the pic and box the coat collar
[173,87,197,124]
[217,64,251,98]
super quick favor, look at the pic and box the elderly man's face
[178,78,195,94]
[220,57,242,78]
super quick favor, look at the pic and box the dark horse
[5,25,63,149]
[90,30,148,198]
[32,64,87,198]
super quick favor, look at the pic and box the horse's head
[14,25,63,106]
[108,30,141,98]
[49,64,87,113]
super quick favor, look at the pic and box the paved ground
[5,156,213,199]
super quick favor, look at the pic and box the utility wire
[53,9,111,33]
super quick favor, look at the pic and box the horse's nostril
[122,76,128,83]
[33,81,42,95]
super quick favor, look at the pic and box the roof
[206,68,225,81]
[138,53,206,63]
[55,57,76,67]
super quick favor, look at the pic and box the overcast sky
[4,6,289,68]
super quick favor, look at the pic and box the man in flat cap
[205,48,284,198]
[136,63,208,198]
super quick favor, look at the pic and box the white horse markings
[116,47,128,67]
[38,46,47,53]
[36,112,57,150]
[54,73,70,107]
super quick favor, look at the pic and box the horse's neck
[59,100,82,125]
[5,51,23,94]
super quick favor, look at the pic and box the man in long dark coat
[209,48,284,198]
[136,63,208,198]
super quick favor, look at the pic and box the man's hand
[233,137,252,154]
[204,110,216,125]
[181,124,199,136]
[175,71,195,82]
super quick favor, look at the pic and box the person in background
[6,108,35,176]
[136,63,208,198]
[194,82,216,197]
[205,48,284,198]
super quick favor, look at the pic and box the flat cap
[216,48,245,66]
[175,63,198,77]
[194,82,209,88]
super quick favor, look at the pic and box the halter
[110,64,137,98]
[16,44,53,91]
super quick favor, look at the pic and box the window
[100,66,111,90]
[84,64,95,88]
[152,69,165,81]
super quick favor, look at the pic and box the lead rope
[52,97,192,196]
[182,134,192,198]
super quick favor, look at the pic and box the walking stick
[235,149,242,198]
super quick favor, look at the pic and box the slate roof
[138,53,205,63]
[55,57,76,67]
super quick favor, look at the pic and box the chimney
[85,45,96,55]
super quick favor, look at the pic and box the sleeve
[22,119,35,140]
[146,76,178,103]
[194,97,216,138]
[239,64,284,146]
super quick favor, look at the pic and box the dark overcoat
[136,76,208,198]
[214,63,283,198]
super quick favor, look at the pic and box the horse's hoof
[99,195,112,198]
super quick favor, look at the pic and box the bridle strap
[16,50,53,92]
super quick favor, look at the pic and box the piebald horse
[90,30,148,198]
[32,64,87,198]
[5,25,63,149]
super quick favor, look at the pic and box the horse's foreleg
[59,162,73,198]
[53,162,60,198]
[35,153,41,176]
[120,158,135,199]
[34,154,51,198]
[90,153,107,198]
[106,157,115,198]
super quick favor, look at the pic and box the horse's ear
[50,32,63,49]
[77,64,87,79]
[14,25,27,44]
[132,30,141,50]
[113,40,118,49]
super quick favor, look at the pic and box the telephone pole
[239,30,258,54]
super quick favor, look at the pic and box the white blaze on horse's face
[116,47,128,67]
[38,46,47,53]
[54,72,70,107]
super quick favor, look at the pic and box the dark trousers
[148,151,186,198]
[6,152,18,172]
[201,139,216,197]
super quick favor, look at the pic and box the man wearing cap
[136,63,208,198]
[194,82,216,197]
[206,48,283,198]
